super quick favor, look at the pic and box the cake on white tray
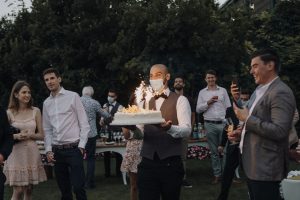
[110,105,165,125]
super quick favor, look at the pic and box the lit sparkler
[134,81,153,110]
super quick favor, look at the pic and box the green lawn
[3,158,299,200]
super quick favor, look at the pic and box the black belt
[204,120,223,124]
[52,141,79,150]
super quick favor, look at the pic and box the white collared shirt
[43,88,90,152]
[103,101,124,113]
[239,77,279,153]
[155,88,192,138]
[196,85,231,121]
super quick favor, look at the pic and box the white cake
[110,105,165,125]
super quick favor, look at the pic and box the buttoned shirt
[196,85,231,121]
[43,88,90,152]
[81,95,110,138]
[103,101,124,113]
[239,77,279,153]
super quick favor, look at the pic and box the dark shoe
[182,180,192,188]
[105,173,111,178]
[116,172,122,177]
[232,178,243,184]
[211,176,221,185]
[85,183,95,189]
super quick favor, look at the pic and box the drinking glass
[226,118,237,145]
[113,132,118,143]
[117,132,122,144]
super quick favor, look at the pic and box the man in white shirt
[196,69,231,184]
[230,49,296,200]
[173,75,195,188]
[42,68,90,200]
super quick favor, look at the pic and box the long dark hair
[8,81,33,113]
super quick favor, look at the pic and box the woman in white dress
[3,81,47,200]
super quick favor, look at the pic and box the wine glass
[113,132,118,143]
[226,118,237,145]
[103,128,109,143]
[117,132,122,145]
[121,135,125,144]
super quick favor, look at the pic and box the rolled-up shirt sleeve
[96,102,111,118]
[167,96,191,138]
[74,94,90,149]
[196,90,209,113]
[43,103,53,153]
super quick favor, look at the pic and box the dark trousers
[247,179,281,200]
[104,152,122,177]
[53,148,87,200]
[85,136,97,187]
[217,143,240,200]
[0,170,6,200]
[137,156,184,200]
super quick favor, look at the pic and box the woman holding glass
[3,81,47,200]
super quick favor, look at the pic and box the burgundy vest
[141,92,182,160]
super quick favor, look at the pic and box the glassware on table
[117,132,122,144]
[113,132,118,143]
[192,123,198,139]
[198,123,205,139]
[103,128,109,143]
[121,135,125,143]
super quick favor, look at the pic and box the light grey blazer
[242,78,296,181]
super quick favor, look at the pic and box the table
[38,137,208,185]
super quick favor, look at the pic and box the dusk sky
[0,0,227,17]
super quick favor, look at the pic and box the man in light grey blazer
[230,49,296,200]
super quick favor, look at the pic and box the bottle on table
[193,123,198,139]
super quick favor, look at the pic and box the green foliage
[247,0,300,103]
[0,0,299,107]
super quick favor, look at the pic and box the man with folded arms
[42,68,90,200]
[196,69,231,184]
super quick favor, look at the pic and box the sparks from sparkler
[134,81,153,110]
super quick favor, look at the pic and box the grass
[3,158,299,200]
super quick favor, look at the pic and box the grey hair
[82,86,94,97]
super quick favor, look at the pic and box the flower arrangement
[187,145,211,160]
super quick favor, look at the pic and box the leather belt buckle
[204,120,223,124]
[53,141,79,150]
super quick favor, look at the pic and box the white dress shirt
[196,86,231,121]
[239,77,279,153]
[103,101,124,113]
[43,88,90,152]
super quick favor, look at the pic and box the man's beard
[174,85,183,91]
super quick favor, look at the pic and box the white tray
[110,118,165,126]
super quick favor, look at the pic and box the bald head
[151,64,168,74]
[149,64,170,92]
[150,64,170,80]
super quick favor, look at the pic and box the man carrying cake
[125,64,192,200]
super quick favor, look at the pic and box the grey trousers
[204,122,225,177]
[181,137,188,180]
